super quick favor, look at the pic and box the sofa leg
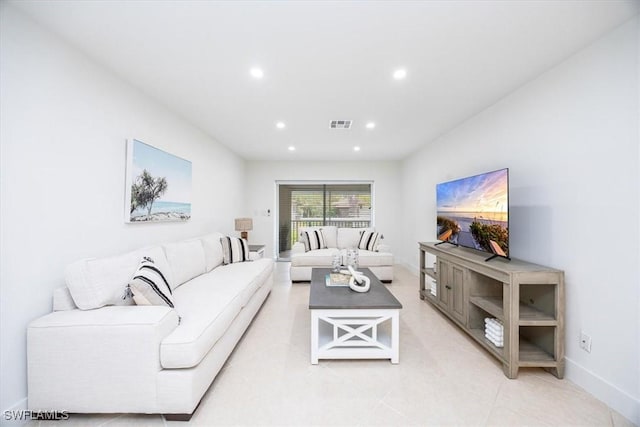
[381,280,392,284]
[164,398,202,421]
[164,412,194,422]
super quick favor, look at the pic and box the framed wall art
[124,139,192,223]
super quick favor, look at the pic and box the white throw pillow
[299,226,337,248]
[220,236,250,264]
[301,229,327,252]
[65,246,170,310]
[163,239,207,289]
[358,231,382,251]
[127,256,175,308]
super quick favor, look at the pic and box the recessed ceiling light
[276,121,286,129]
[288,146,296,151]
[393,68,407,80]
[250,68,264,79]
[353,146,361,152]
[366,122,376,129]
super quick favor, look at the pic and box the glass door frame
[274,180,375,261]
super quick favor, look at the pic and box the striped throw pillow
[221,236,250,264]
[127,256,175,308]
[301,229,327,252]
[358,231,382,252]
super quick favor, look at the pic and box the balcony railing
[286,219,371,248]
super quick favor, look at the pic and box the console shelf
[422,267,437,280]
[419,242,565,379]
[520,338,555,363]
[469,296,504,320]
[519,307,556,325]
[468,328,505,360]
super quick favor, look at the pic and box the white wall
[400,18,639,423]
[244,161,402,261]
[2,2,638,422]
[0,6,245,412]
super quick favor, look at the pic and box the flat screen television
[436,168,509,261]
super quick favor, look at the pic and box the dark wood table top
[309,268,402,310]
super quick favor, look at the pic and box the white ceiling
[12,1,639,161]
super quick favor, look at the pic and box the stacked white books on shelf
[428,278,437,296]
[485,317,504,348]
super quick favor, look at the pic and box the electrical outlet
[580,332,592,353]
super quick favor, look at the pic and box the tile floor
[35,262,633,427]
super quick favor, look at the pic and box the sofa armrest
[28,306,179,412]
[377,243,391,253]
[291,242,306,256]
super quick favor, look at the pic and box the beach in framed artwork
[124,139,192,223]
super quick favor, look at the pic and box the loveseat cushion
[352,249,393,267]
[162,239,206,289]
[65,246,170,310]
[299,226,337,249]
[337,228,374,250]
[301,229,327,251]
[290,248,341,267]
[160,258,273,369]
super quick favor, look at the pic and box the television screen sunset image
[436,169,509,257]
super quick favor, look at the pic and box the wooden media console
[419,242,565,379]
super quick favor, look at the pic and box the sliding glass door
[277,183,373,260]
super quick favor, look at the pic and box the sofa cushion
[200,232,225,271]
[128,257,175,308]
[220,236,250,264]
[208,258,273,309]
[301,229,327,251]
[291,248,341,267]
[163,239,206,289]
[337,228,374,250]
[160,258,273,369]
[358,231,382,251]
[299,226,337,248]
[65,246,169,310]
[352,249,393,267]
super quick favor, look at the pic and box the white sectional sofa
[27,232,273,421]
[290,226,393,282]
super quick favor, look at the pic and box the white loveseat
[290,226,393,282]
[27,232,273,421]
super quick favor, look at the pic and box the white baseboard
[565,357,639,426]
[395,259,419,276]
[397,259,639,425]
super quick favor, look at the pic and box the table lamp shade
[234,218,253,240]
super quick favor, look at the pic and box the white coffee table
[309,268,403,364]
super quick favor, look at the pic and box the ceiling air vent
[329,120,352,129]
